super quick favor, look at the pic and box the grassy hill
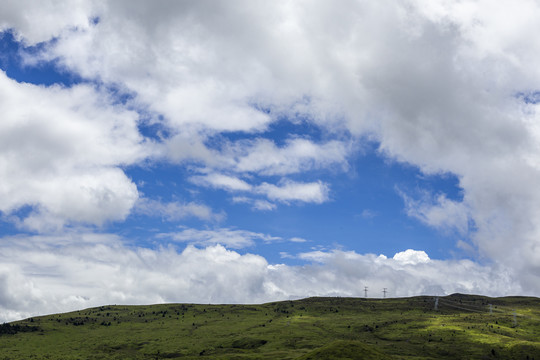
[1,294,539,359]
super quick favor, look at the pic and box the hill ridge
[2,295,539,359]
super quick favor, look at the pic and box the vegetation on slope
[0,294,539,359]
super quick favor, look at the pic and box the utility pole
[382,288,387,298]
[364,286,368,298]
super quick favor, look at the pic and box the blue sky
[0,0,539,321]
[0,28,465,261]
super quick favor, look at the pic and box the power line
[437,299,486,313]
[438,297,492,312]
[438,298,500,313]
[436,298,527,320]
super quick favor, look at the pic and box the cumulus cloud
[37,1,279,135]
[0,234,521,323]
[0,71,154,231]
[0,0,98,44]
[393,249,431,265]
[0,234,272,322]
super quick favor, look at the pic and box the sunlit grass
[0,295,538,359]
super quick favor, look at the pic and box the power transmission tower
[434,297,439,311]
[364,286,368,298]
[382,288,387,298]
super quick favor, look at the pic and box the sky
[1,0,540,322]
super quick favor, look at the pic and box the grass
[0,294,539,359]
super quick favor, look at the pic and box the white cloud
[232,197,277,212]
[0,234,521,323]
[194,174,330,205]
[224,138,350,176]
[0,71,154,231]
[159,227,281,249]
[399,190,470,235]
[37,1,279,135]
[0,0,98,45]
[134,198,225,222]
[298,250,332,263]
[190,173,252,192]
[279,251,294,259]
[393,249,431,265]
[251,200,277,211]
[257,179,329,204]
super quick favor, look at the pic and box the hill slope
[1,294,539,359]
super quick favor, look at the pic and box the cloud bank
[0,234,518,323]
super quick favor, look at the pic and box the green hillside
[1,294,539,359]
